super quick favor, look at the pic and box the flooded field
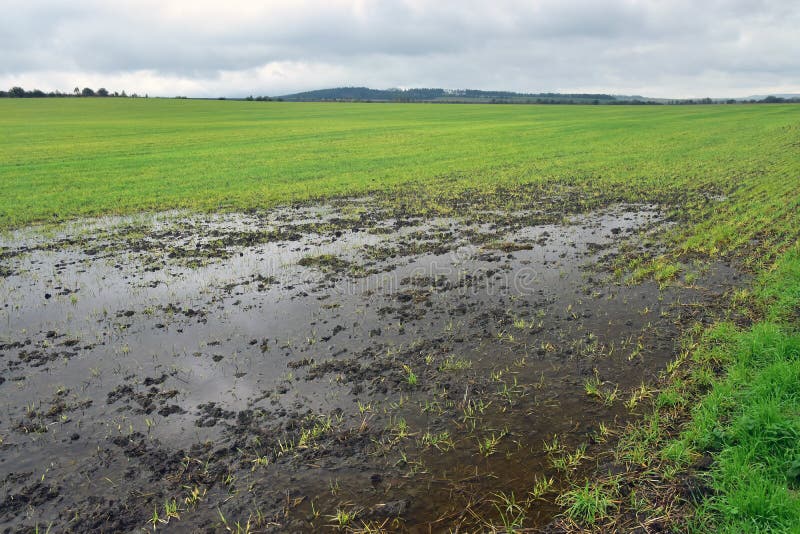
[0,196,740,532]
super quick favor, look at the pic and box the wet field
[0,195,740,532]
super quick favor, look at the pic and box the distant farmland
[0,99,797,235]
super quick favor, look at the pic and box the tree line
[0,87,148,98]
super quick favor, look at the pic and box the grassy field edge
[553,242,800,532]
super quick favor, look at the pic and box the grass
[677,254,800,532]
[489,491,527,531]
[328,507,359,531]
[584,371,619,405]
[418,430,454,452]
[477,430,507,457]
[402,364,418,387]
[558,480,617,525]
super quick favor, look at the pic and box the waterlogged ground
[0,195,740,532]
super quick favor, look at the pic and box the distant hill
[275,87,800,105]
[742,94,800,100]
[279,87,623,103]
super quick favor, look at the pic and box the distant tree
[31,89,45,97]
[121,90,127,97]
[74,87,80,96]
[82,87,95,97]
[9,86,25,98]
[96,87,109,97]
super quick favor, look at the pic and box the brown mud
[0,193,740,532]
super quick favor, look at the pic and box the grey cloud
[0,0,798,97]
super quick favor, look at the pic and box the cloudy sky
[2,0,798,98]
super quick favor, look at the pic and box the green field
[0,100,797,242]
[2,99,800,530]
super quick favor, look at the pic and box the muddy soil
[0,193,740,532]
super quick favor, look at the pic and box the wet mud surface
[0,194,740,532]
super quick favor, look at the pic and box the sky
[1,0,798,99]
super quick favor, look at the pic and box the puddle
[0,198,741,531]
